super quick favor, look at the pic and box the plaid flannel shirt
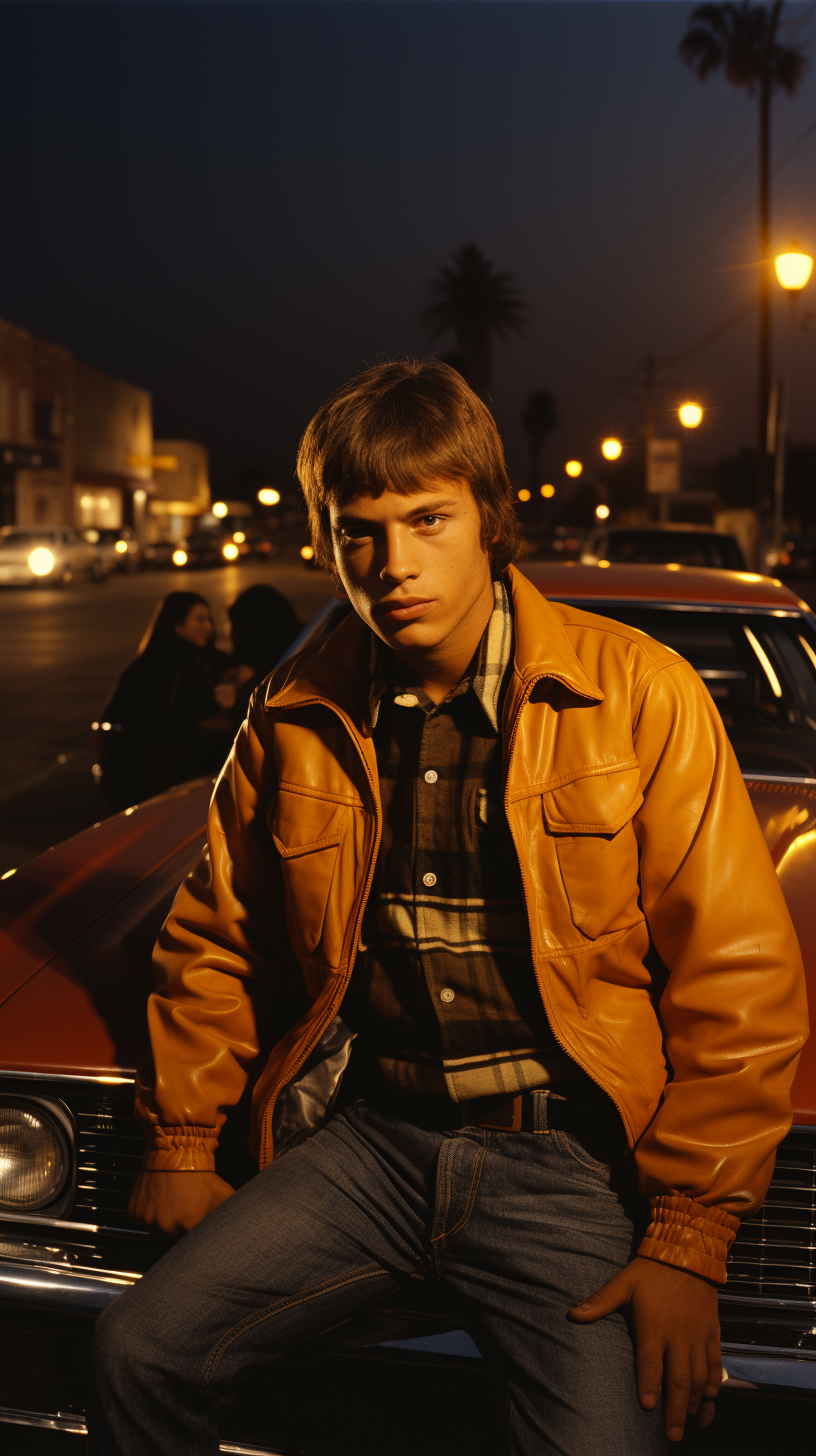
[345,577,579,1101]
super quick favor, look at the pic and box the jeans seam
[431,1136,487,1245]
[200,1264,388,1386]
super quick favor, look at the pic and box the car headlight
[0,1101,70,1211]
[28,548,55,576]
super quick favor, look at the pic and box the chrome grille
[725,1127,816,1302]
[62,1083,143,1231]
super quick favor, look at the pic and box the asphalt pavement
[0,557,336,876]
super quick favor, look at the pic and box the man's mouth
[373,597,435,623]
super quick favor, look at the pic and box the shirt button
[424,769,438,784]
[440,988,455,1004]
[422,871,437,888]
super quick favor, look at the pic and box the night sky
[2,0,814,489]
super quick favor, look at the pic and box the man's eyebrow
[335,497,460,525]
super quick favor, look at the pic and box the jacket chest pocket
[270,789,351,968]
[542,765,644,942]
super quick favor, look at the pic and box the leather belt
[464,1089,574,1134]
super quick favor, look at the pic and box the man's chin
[373,617,446,651]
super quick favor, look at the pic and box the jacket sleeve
[631,657,808,1282]
[136,697,288,1170]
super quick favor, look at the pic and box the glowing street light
[771,243,814,546]
[517,488,531,502]
[678,402,703,429]
[775,247,813,293]
[595,503,610,520]
[601,439,622,461]
[301,545,315,561]
[222,541,240,561]
[212,501,228,519]
[258,487,281,506]
[172,548,188,567]
[565,460,582,478]
[540,483,555,498]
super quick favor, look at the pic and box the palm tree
[423,244,528,394]
[521,390,559,491]
[679,1,807,520]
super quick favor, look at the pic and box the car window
[602,532,742,569]
[566,602,816,776]
[0,529,59,548]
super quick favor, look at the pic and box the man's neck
[386,575,496,705]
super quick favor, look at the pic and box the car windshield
[0,530,59,549]
[567,602,816,778]
[594,532,742,569]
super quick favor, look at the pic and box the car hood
[0,780,209,1075]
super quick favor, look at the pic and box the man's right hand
[128,1170,235,1236]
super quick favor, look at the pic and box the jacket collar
[265,563,603,730]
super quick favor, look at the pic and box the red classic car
[0,563,814,1450]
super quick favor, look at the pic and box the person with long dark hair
[97,591,229,810]
[212,584,301,725]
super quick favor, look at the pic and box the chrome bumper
[2,1256,814,1403]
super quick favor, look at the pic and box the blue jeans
[90,1101,667,1455]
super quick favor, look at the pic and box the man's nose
[379,529,417,582]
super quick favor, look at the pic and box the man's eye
[420,515,442,527]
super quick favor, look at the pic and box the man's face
[329,479,494,654]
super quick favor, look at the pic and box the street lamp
[601,439,622,461]
[212,501,228,519]
[595,503,610,520]
[565,460,582,478]
[540,484,555,499]
[678,402,703,429]
[258,487,280,506]
[772,242,814,546]
[517,488,531,502]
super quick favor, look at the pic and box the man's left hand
[568,1255,722,1443]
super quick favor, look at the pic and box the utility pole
[757,0,783,528]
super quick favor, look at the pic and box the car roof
[520,561,808,610]
[590,524,728,537]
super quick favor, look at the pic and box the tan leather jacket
[138,566,808,1283]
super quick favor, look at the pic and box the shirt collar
[367,577,513,732]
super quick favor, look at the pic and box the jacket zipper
[259,697,382,1165]
[503,674,635,1147]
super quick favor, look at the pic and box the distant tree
[521,390,558,490]
[422,244,528,394]
[679,2,807,517]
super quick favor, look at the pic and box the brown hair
[297,359,524,574]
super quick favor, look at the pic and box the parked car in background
[141,538,179,569]
[0,574,814,1451]
[766,536,816,584]
[82,527,141,575]
[0,526,106,586]
[171,529,231,569]
[581,524,746,570]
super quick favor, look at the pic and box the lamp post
[772,245,813,546]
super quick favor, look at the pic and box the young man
[91,360,806,1455]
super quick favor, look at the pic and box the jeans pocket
[554,1129,613,1177]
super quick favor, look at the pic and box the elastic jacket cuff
[141,1124,219,1172]
[636,1194,740,1285]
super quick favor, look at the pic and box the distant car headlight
[172,549,188,567]
[28,547,55,576]
[0,1101,70,1211]
[115,539,128,554]
[222,542,239,560]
